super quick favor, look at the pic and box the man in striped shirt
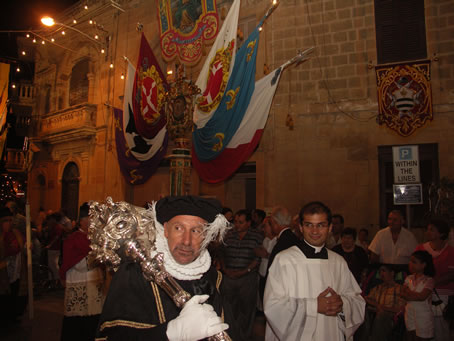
[221,209,264,341]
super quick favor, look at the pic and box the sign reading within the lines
[392,145,420,184]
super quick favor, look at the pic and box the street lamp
[41,16,103,46]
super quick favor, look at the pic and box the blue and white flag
[193,18,264,162]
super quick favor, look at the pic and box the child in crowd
[401,250,435,341]
[363,264,406,341]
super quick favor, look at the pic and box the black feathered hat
[156,195,222,224]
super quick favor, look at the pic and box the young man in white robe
[264,201,365,341]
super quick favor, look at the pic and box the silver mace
[124,240,232,341]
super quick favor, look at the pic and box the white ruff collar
[151,229,211,281]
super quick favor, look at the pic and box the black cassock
[96,261,238,340]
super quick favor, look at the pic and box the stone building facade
[26,0,453,231]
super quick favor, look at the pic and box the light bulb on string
[61,31,66,35]
[26,34,30,38]
[16,67,20,72]
[89,19,93,25]
[51,38,55,42]
[73,19,77,24]
[101,48,105,54]
[94,35,99,39]
[120,73,125,80]
[32,38,36,43]
[84,5,88,10]
[22,51,26,55]
[110,63,114,69]
[42,40,45,44]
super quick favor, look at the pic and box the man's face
[387,212,403,229]
[224,211,233,223]
[164,215,206,265]
[358,230,368,242]
[341,234,355,249]
[79,217,89,232]
[300,213,332,247]
[425,224,440,242]
[332,217,343,235]
[234,214,250,234]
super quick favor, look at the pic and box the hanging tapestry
[157,0,219,65]
[376,61,433,137]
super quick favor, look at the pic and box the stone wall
[29,0,454,232]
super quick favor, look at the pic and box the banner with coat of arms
[114,34,169,185]
[376,61,433,137]
[157,0,219,65]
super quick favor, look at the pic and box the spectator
[256,216,277,310]
[45,213,64,287]
[369,210,418,267]
[363,264,406,341]
[5,201,26,238]
[415,218,454,341]
[0,206,26,323]
[332,227,369,284]
[266,206,299,274]
[326,214,344,249]
[59,203,105,341]
[0,207,13,326]
[252,209,266,230]
[221,209,263,341]
[357,228,370,251]
[401,250,435,341]
[221,207,234,223]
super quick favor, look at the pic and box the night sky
[1,0,79,59]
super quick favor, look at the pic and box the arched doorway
[61,162,80,221]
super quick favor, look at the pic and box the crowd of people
[1,196,454,341]
[209,204,453,341]
[0,200,106,341]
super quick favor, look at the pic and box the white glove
[166,294,229,341]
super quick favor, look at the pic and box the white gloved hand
[166,294,229,341]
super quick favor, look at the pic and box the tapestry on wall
[376,61,433,137]
[157,0,219,65]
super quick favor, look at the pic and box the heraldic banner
[114,34,169,185]
[157,0,219,65]
[193,11,264,162]
[376,61,433,137]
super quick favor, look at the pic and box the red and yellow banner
[157,0,219,66]
[376,61,433,137]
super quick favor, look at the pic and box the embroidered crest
[136,64,166,126]
[376,61,433,137]
[196,40,235,113]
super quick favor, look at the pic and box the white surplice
[264,245,365,341]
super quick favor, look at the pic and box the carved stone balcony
[36,103,97,144]
[4,149,27,173]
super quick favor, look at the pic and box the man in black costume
[96,196,235,340]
